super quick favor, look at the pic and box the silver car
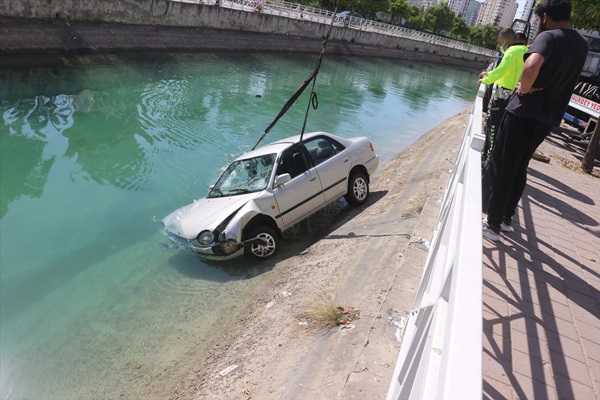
[162,131,379,260]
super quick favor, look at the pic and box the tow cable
[252,2,339,150]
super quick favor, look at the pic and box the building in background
[464,0,483,26]
[448,0,471,18]
[477,0,517,27]
[518,0,536,21]
[499,0,518,27]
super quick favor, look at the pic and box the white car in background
[162,131,379,260]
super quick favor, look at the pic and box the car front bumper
[163,229,245,260]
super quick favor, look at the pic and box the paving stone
[483,331,511,362]
[510,371,557,400]
[554,373,596,400]
[510,329,551,363]
[482,135,600,400]
[483,377,513,400]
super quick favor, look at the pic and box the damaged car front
[162,153,280,260]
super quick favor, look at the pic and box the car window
[277,147,309,179]
[208,153,276,197]
[304,136,345,165]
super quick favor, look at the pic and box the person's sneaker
[483,219,501,241]
[501,216,514,233]
[532,150,550,163]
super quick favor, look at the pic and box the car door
[305,136,350,203]
[273,146,325,227]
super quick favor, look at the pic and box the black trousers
[482,97,509,161]
[483,112,551,227]
[482,85,493,113]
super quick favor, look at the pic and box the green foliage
[449,17,471,40]
[570,0,600,32]
[317,0,386,16]
[422,3,455,34]
[388,0,410,24]
[406,13,425,30]
[407,4,420,18]
[469,25,499,49]
[363,0,390,17]
[387,0,421,25]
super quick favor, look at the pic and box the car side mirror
[274,173,291,188]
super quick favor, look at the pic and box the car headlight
[197,230,214,245]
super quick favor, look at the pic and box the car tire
[345,172,369,206]
[246,226,279,259]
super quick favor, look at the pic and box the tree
[388,0,410,24]
[422,3,455,34]
[469,25,499,49]
[406,13,425,30]
[570,0,600,32]
[316,0,360,12]
[317,0,389,16]
[407,4,420,17]
[364,0,390,17]
[581,123,599,174]
[387,0,420,25]
[340,0,362,12]
[449,17,471,40]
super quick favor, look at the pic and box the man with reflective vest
[478,28,528,160]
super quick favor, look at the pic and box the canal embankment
[1,0,490,68]
[163,109,473,400]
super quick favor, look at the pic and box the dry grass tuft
[407,193,427,215]
[301,292,360,331]
[302,293,340,330]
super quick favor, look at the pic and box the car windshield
[208,153,276,198]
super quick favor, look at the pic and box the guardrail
[172,0,496,57]
[386,87,486,399]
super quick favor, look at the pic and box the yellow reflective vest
[481,44,529,90]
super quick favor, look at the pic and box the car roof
[234,132,352,161]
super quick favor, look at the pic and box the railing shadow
[527,170,597,224]
[482,163,600,399]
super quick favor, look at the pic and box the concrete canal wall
[0,0,490,68]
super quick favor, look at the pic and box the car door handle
[344,158,349,163]
[310,177,317,181]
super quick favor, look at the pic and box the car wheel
[345,172,369,206]
[246,226,279,259]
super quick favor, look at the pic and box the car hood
[163,193,256,239]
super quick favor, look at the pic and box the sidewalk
[482,134,600,399]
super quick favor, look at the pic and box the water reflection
[0,129,49,218]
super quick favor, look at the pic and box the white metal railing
[386,87,486,399]
[172,0,496,57]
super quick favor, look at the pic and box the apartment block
[477,0,517,27]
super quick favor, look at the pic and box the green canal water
[0,52,477,399]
